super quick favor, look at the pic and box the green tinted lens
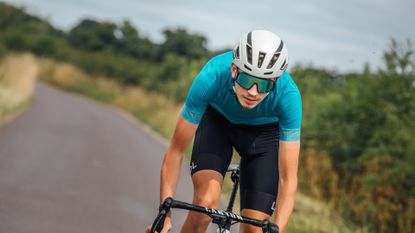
[236,72,275,93]
[236,73,256,89]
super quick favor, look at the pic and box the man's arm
[160,115,198,202]
[145,116,198,233]
[274,140,300,233]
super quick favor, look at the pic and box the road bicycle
[149,164,279,233]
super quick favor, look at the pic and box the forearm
[275,140,300,233]
[160,148,184,202]
[274,178,297,233]
[159,116,197,203]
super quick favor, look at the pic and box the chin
[236,95,260,109]
[240,102,258,109]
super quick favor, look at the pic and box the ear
[231,63,238,80]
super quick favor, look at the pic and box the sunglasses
[235,70,276,93]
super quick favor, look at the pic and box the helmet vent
[234,46,240,59]
[246,45,252,65]
[267,53,280,69]
[276,41,284,53]
[258,52,266,68]
[247,32,252,46]
[280,59,288,71]
[244,64,252,71]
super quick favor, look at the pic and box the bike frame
[220,163,241,232]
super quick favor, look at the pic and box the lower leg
[180,211,212,233]
[239,209,270,233]
[180,170,223,233]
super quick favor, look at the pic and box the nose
[247,84,259,96]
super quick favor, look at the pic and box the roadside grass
[36,56,360,233]
[0,53,38,125]
[289,192,367,233]
[38,58,181,139]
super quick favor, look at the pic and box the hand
[268,222,279,233]
[146,218,172,233]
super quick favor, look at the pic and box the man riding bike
[147,30,302,233]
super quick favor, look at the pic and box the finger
[145,225,152,233]
[161,226,171,233]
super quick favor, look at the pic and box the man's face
[231,64,270,109]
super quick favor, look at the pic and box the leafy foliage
[68,19,118,51]
[294,39,415,232]
[159,28,209,59]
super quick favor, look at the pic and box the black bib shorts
[190,104,279,216]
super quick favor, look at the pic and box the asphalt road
[0,83,194,233]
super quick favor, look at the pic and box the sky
[4,0,415,72]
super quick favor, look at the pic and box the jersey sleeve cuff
[180,105,203,124]
[279,128,301,141]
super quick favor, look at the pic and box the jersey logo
[271,201,276,211]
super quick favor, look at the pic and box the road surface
[0,83,194,233]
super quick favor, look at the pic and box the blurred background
[0,0,414,233]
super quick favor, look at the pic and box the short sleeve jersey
[181,51,302,141]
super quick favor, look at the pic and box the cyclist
[147,30,302,233]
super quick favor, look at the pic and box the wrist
[160,196,171,203]
[274,218,285,233]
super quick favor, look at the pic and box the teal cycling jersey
[181,51,302,141]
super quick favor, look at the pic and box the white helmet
[233,30,288,79]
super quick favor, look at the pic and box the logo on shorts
[271,201,276,211]
[190,162,198,172]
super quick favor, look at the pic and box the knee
[193,195,218,209]
[185,196,218,228]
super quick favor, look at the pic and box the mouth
[242,96,258,105]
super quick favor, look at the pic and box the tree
[382,38,414,77]
[159,28,208,59]
[308,38,415,232]
[68,19,118,51]
[115,20,157,59]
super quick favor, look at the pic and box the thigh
[238,125,279,216]
[190,105,233,177]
